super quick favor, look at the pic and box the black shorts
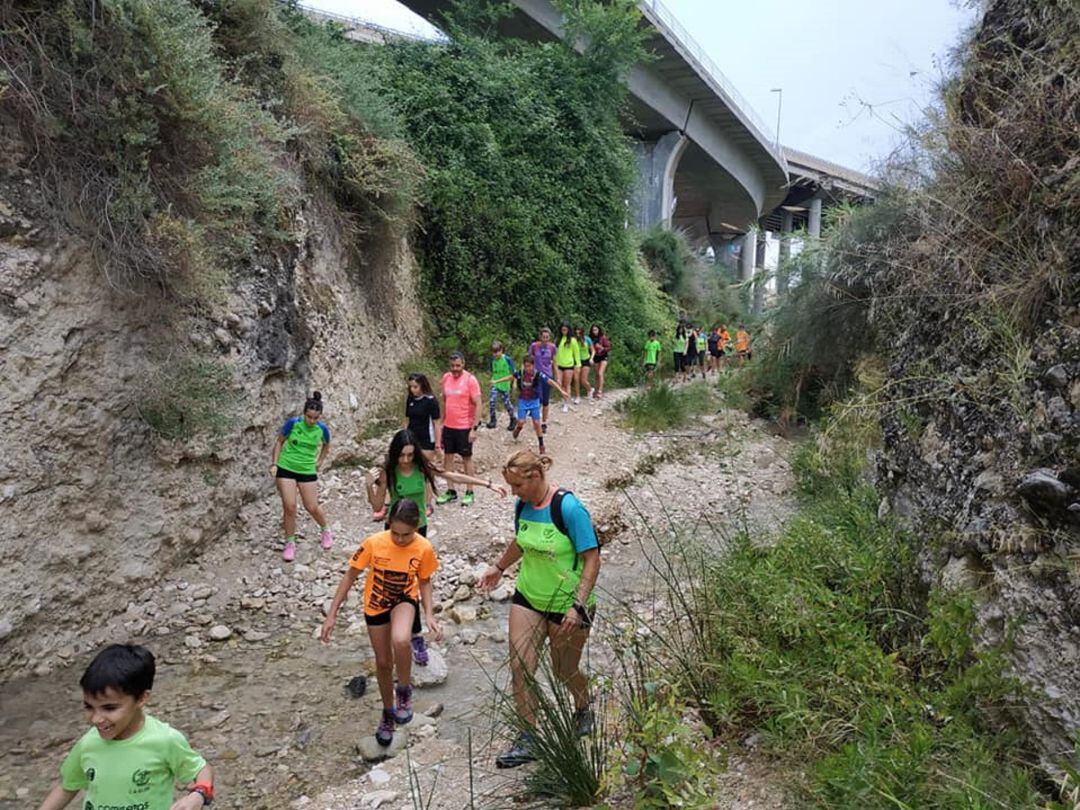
[275,467,317,484]
[557,365,576,372]
[580,359,592,368]
[593,354,608,365]
[442,427,473,457]
[364,597,420,626]
[512,589,593,628]
[408,430,435,451]
[709,348,722,358]
[673,352,686,371]
[644,363,656,372]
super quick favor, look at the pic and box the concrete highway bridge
[297,0,879,307]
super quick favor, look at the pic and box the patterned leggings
[489,387,513,419]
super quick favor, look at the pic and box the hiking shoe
[372,506,387,521]
[394,684,414,725]
[462,491,475,506]
[320,528,334,550]
[561,403,569,413]
[282,541,296,562]
[375,708,395,746]
[411,635,429,666]
[573,397,581,405]
[486,419,497,429]
[507,417,518,432]
[538,444,547,456]
[426,502,434,518]
[495,732,536,769]
[574,707,595,737]
[542,423,548,434]
[513,422,524,439]
[436,490,458,505]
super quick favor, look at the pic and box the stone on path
[411,647,448,687]
[208,625,232,641]
[356,731,408,762]
[365,791,399,809]
[488,584,511,602]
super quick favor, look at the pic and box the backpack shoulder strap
[514,498,525,536]
[550,488,570,538]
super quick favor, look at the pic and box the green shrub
[617,410,1056,808]
[615,382,714,432]
[137,357,242,441]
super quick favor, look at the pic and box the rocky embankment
[0,126,423,680]
[0,391,796,808]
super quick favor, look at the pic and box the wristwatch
[572,602,589,620]
[191,783,214,806]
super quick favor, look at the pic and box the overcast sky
[307,0,977,173]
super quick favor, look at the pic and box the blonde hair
[503,449,553,477]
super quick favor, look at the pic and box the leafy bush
[138,357,242,441]
[366,0,673,383]
[615,407,1058,808]
[639,226,742,324]
[615,382,714,432]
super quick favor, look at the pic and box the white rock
[208,625,232,641]
[411,646,449,687]
[368,768,391,786]
[356,731,408,761]
[365,791,399,809]
[449,605,477,624]
[489,584,512,602]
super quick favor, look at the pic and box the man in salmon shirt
[437,351,482,506]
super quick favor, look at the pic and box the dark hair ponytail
[304,391,324,413]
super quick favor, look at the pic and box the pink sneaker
[282,541,296,562]
[320,528,334,550]
[372,507,387,522]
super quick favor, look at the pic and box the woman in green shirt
[271,391,333,562]
[367,429,506,665]
[554,322,580,414]
[673,324,689,383]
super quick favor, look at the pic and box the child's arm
[437,471,508,497]
[38,785,78,810]
[171,764,214,810]
[320,567,361,642]
[419,578,443,641]
[367,469,388,511]
[547,375,569,399]
[490,374,513,385]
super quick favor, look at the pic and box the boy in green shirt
[487,341,518,431]
[643,330,662,388]
[38,644,215,810]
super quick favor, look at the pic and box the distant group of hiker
[38,319,755,808]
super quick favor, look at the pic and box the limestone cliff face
[874,0,1079,770]
[0,135,422,679]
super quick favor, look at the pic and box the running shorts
[364,596,420,627]
[517,399,542,422]
[442,426,473,457]
[275,467,317,484]
[512,589,593,628]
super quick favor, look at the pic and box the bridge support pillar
[633,131,688,229]
[808,197,823,238]
[739,230,756,314]
[753,230,767,314]
[777,210,793,298]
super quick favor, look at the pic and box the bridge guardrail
[639,0,787,171]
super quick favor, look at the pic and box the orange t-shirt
[719,330,730,350]
[735,330,750,352]
[349,531,439,615]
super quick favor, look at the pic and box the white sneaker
[573,397,581,405]
[561,403,570,413]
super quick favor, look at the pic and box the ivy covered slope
[360,1,674,379]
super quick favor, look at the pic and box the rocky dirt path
[0,383,796,809]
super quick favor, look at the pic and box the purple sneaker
[411,635,429,666]
[375,708,395,746]
[394,684,413,725]
[282,541,296,562]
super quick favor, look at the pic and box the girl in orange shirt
[321,500,443,747]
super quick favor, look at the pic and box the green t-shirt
[490,354,513,393]
[391,465,428,527]
[515,494,598,614]
[644,339,662,364]
[276,417,330,476]
[555,338,580,369]
[60,714,206,810]
[673,334,688,353]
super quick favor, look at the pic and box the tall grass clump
[615,382,714,432]
[609,403,1063,808]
